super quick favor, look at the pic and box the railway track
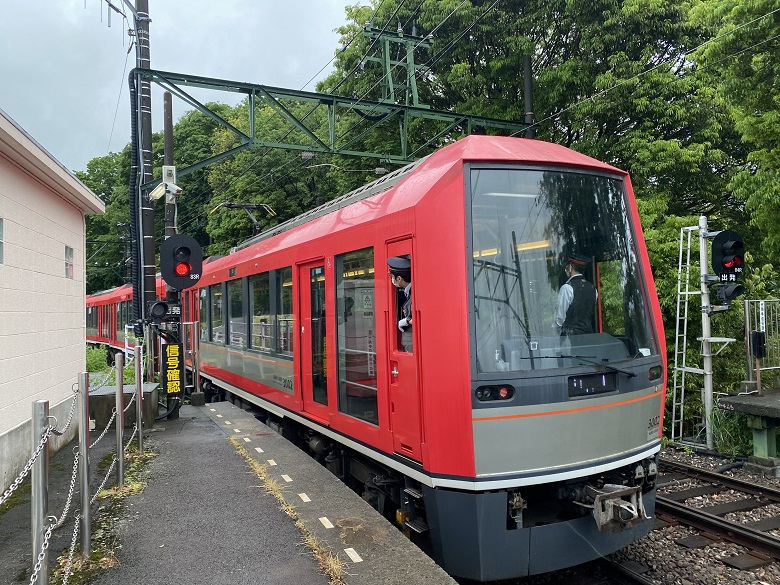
[656,457,780,569]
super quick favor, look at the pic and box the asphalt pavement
[1,402,455,585]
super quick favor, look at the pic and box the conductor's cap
[387,256,411,272]
[568,254,590,267]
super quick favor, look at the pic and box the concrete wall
[0,154,87,490]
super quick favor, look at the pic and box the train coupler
[578,484,647,531]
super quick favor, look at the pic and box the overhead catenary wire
[225,0,473,213]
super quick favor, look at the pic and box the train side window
[335,248,378,425]
[227,279,245,348]
[199,288,209,341]
[249,273,271,353]
[210,285,224,344]
[276,267,294,357]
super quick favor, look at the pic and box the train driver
[554,254,597,337]
[387,256,413,352]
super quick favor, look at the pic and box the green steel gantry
[136,67,529,190]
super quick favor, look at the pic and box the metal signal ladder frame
[671,225,703,442]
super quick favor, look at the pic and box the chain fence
[2,355,146,585]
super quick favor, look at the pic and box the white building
[0,108,104,490]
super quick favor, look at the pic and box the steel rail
[658,457,780,501]
[655,496,780,560]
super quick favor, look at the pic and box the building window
[0,218,4,264]
[65,245,74,279]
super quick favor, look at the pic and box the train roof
[233,136,624,254]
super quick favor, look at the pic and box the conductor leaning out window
[387,256,413,350]
[555,254,597,337]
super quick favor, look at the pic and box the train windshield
[470,167,658,374]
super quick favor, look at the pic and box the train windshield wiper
[561,355,637,378]
[533,354,637,378]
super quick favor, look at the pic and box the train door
[386,240,422,461]
[298,261,329,423]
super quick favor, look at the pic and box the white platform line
[255,447,264,454]
[281,474,292,483]
[233,428,241,433]
[318,517,334,529]
[209,408,216,412]
[298,493,311,503]
[225,421,232,425]
[216,414,223,418]
[243,437,251,443]
[267,459,277,466]
[344,548,363,563]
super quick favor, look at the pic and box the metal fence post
[115,352,125,487]
[31,400,49,585]
[78,372,91,557]
[135,345,144,455]
[745,300,754,382]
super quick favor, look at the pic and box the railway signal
[710,230,745,305]
[160,233,202,290]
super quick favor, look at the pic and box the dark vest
[563,276,596,335]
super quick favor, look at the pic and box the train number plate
[568,372,617,398]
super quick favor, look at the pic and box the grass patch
[0,479,31,519]
[49,444,158,585]
[229,437,348,585]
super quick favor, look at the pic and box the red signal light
[174,262,191,276]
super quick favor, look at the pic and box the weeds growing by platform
[49,444,157,585]
[230,437,348,585]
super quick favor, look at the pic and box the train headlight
[475,385,515,402]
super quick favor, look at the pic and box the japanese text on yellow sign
[163,343,182,395]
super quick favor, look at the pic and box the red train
[87,135,666,581]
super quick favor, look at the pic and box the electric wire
[211,1,405,201]
[232,0,471,208]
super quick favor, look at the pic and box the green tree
[693,0,780,258]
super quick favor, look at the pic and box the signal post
[152,233,202,418]
[699,216,746,448]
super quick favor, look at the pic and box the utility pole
[133,0,155,382]
[699,215,715,449]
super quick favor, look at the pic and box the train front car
[418,138,666,580]
[189,136,665,582]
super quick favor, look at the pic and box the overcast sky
[0,0,353,172]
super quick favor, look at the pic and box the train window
[116,303,122,342]
[470,167,658,374]
[227,279,245,348]
[335,249,378,425]
[249,273,271,352]
[276,267,294,357]
[199,288,209,341]
[210,285,224,344]
[86,306,97,338]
